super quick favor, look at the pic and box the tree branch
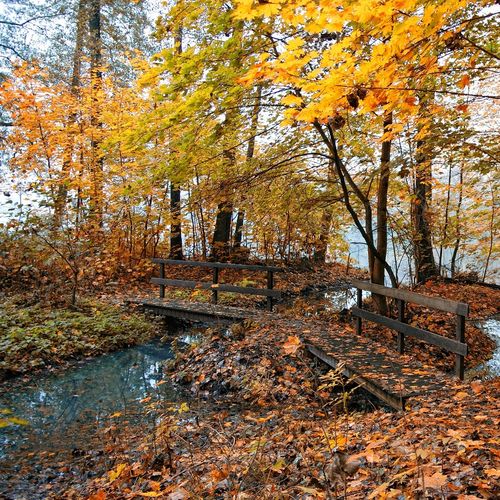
[0,12,65,28]
[0,43,26,60]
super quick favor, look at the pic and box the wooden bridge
[138,259,469,410]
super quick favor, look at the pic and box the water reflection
[468,318,500,379]
[0,338,178,461]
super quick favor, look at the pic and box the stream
[467,316,500,380]
[0,291,498,498]
[0,330,198,498]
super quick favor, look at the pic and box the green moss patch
[0,299,158,378]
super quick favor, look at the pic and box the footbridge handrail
[350,279,469,380]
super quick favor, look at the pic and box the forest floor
[1,263,499,498]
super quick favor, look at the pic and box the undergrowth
[0,298,158,378]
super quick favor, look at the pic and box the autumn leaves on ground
[52,271,497,500]
[2,265,499,499]
[1,0,499,498]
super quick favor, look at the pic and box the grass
[0,297,158,377]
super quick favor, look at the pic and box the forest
[0,0,499,499]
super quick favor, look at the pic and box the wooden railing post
[212,267,219,304]
[356,288,363,335]
[267,270,274,311]
[397,299,405,354]
[159,263,165,299]
[455,314,466,380]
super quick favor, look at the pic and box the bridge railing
[151,259,284,311]
[350,279,469,380]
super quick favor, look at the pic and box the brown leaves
[325,451,361,483]
[423,470,448,490]
[282,335,301,355]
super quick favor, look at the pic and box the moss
[0,298,158,376]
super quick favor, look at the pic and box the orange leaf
[282,335,301,355]
[458,74,470,88]
[425,471,448,490]
[484,468,500,477]
[89,492,106,500]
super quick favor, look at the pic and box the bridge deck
[293,319,454,410]
[139,297,271,323]
[136,298,457,410]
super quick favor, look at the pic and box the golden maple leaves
[235,0,494,133]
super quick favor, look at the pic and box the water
[468,318,500,379]
[0,336,190,497]
[346,226,499,285]
[277,286,357,316]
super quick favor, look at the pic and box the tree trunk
[314,208,333,263]
[314,161,335,263]
[212,149,235,260]
[412,139,437,283]
[438,161,453,274]
[372,113,392,314]
[482,185,496,282]
[451,165,463,276]
[89,0,104,231]
[169,28,184,259]
[169,180,183,259]
[312,121,398,287]
[53,0,86,227]
[212,198,234,261]
[233,209,245,248]
[233,85,262,250]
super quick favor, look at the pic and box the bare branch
[0,43,26,60]
[0,12,65,28]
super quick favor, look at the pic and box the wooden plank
[307,344,405,410]
[351,307,468,356]
[140,298,272,323]
[455,315,466,380]
[142,303,248,323]
[151,258,283,273]
[267,270,274,311]
[350,279,469,316]
[299,318,455,409]
[151,278,282,298]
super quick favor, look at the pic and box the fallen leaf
[484,468,500,477]
[283,335,301,355]
[108,463,127,483]
[425,471,448,490]
[89,492,106,500]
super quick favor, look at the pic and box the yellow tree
[235,0,498,289]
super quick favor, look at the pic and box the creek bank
[0,332,194,499]
[0,297,160,382]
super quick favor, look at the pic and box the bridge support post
[356,288,362,335]
[397,299,405,354]
[267,271,274,311]
[455,314,465,380]
[212,268,219,304]
[159,263,165,299]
